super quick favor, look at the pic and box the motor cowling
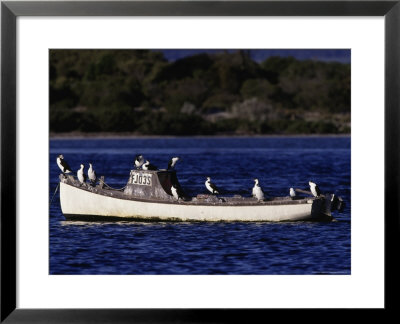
[330,194,345,212]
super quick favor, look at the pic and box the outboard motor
[330,194,345,212]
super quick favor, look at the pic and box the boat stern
[311,193,344,221]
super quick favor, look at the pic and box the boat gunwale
[60,180,317,207]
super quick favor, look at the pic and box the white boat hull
[60,182,329,222]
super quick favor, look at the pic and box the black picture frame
[1,0,399,322]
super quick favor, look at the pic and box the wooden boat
[58,169,344,222]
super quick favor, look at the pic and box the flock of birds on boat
[56,154,322,202]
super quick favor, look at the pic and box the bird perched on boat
[171,185,183,201]
[205,177,220,195]
[142,160,158,171]
[252,178,265,202]
[56,154,72,174]
[309,181,321,197]
[77,164,87,185]
[134,154,145,169]
[290,188,296,198]
[167,157,180,170]
[88,163,97,185]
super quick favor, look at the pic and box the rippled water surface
[49,137,351,274]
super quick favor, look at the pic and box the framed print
[1,0,399,322]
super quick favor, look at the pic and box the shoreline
[50,132,351,140]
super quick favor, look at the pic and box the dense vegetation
[50,50,350,135]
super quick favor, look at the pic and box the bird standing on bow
[88,163,97,185]
[56,155,72,174]
[77,164,87,185]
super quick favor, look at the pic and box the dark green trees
[50,50,350,135]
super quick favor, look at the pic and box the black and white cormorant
[290,188,296,198]
[309,181,321,197]
[205,177,220,194]
[171,185,183,201]
[167,157,180,170]
[142,160,158,171]
[134,155,145,169]
[56,154,72,174]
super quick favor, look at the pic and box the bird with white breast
[205,177,220,195]
[171,185,183,201]
[167,157,180,170]
[77,164,87,185]
[134,155,145,169]
[309,181,321,197]
[88,163,97,185]
[142,160,158,171]
[252,178,265,202]
[57,154,72,174]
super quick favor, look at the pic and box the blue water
[49,137,351,275]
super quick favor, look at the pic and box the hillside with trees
[50,50,350,136]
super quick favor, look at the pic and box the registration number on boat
[131,173,152,186]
